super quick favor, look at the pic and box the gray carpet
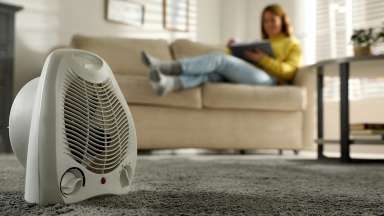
[1,154,384,216]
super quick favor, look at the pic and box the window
[316,0,384,61]
[316,0,352,61]
[118,0,197,40]
[317,0,384,101]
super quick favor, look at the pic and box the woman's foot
[141,51,182,96]
[148,68,181,96]
[141,51,182,75]
[141,51,160,67]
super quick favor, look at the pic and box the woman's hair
[261,4,293,39]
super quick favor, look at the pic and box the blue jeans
[178,53,276,88]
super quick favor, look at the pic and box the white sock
[149,68,181,96]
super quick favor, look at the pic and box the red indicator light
[101,177,106,184]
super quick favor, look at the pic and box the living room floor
[1,153,384,215]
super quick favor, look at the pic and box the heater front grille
[62,69,130,174]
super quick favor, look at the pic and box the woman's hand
[227,38,236,47]
[245,49,266,63]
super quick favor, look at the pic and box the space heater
[8,49,137,205]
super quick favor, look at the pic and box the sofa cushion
[170,39,227,60]
[71,35,173,76]
[116,75,202,109]
[202,83,306,111]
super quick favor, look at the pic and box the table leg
[339,62,351,162]
[317,66,325,159]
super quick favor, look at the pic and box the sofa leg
[239,150,247,155]
[293,150,300,155]
[278,149,283,155]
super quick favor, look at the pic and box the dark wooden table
[311,54,384,162]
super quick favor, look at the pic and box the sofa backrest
[170,39,226,60]
[70,35,173,76]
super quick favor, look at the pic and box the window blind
[316,0,384,61]
[352,0,384,30]
[317,0,384,101]
[316,0,352,61]
[119,0,197,40]
[324,77,384,101]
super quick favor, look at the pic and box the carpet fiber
[1,154,384,215]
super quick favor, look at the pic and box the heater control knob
[120,165,133,187]
[60,168,84,196]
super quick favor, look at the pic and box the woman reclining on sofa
[142,4,302,96]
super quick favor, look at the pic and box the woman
[141,4,302,96]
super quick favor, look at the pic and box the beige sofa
[70,35,315,151]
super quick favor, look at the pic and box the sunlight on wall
[57,0,197,43]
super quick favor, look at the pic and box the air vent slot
[62,69,130,174]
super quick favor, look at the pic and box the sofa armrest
[293,66,317,150]
[293,66,316,86]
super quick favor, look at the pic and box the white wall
[0,0,221,94]
[196,0,221,44]
[220,0,248,43]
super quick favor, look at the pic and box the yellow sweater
[258,34,302,82]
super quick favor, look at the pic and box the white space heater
[9,49,137,205]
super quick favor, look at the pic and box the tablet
[229,41,274,62]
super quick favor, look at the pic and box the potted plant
[375,26,384,42]
[351,28,374,56]
[371,25,384,55]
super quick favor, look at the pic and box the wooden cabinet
[0,3,22,153]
